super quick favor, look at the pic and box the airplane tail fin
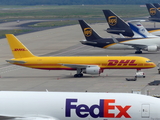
[128,20,158,38]
[102,10,134,37]
[78,20,102,41]
[146,3,160,18]
[6,34,35,59]
[153,3,160,10]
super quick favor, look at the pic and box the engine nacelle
[83,66,102,75]
[142,45,158,52]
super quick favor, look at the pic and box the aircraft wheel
[74,74,83,77]
[79,74,83,77]
[135,51,142,54]
[74,74,78,77]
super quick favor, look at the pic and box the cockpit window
[146,61,152,63]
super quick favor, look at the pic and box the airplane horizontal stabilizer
[6,60,26,64]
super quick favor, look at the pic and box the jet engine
[83,66,102,75]
[142,45,158,52]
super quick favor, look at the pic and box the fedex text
[65,99,131,118]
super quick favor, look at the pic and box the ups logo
[84,28,92,37]
[158,7,160,10]
[108,16,117,26]
[150,8,156,15]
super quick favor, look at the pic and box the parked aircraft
[0,91,160,120]
[127,20,158,38]
[5,34,155,77]
[79,20,160,54]
[146,3,160,22]
[103,10,134,37]
[103,10,160,37]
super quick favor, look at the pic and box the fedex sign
[65,99,131,118]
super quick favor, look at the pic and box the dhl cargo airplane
[5,34,155,77]
[0,91,160,120]
[79,20,160,54]
[103,10,160,37]
[146,3,160,22]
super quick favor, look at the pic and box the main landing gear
[74,73,83,77]
[135,49,142,54]
[74,69,83,78]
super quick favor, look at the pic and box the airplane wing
[6,60,26,64]
[60,64,96,69]
[111,36,147,49]
[119,43,147,49]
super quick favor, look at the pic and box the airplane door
[141,104,150,118]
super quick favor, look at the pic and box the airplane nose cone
[152,62,156,68]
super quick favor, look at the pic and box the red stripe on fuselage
[13,63,154,70]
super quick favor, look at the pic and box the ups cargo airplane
[146,3,160,22]
[79,20,160,54]
[0,91,160,120]
[103,10,160,37]
[5,34,155,77]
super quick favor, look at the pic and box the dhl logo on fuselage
[150,8,156,15]
[108,16,117,26]
[12,48,28,51]
[107,60,136,66]
[84,27,92,37]
[66,99,131,118]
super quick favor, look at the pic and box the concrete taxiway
[0,21,160,96]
